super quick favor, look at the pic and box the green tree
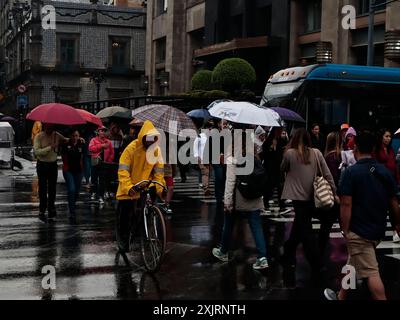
[191,70,213,91]
[212,58,256,94]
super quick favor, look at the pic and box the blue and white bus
[260,64,400,133]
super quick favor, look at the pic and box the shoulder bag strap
[312,149,323,178]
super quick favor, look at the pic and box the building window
[57,34,79,67]
[155,37,166,64]
[255,6,272,37]
[304,0,321,33]
[357,0,386,15]
[110,37,130,68]
[230,14,243,39]
[155,0,167,16]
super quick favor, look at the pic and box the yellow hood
[116,120,164,200]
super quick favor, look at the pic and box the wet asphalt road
[0,164,399,300]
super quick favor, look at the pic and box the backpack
[236,156,268,199]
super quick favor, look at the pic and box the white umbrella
[208,101,282,127]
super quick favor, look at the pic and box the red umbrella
[77,109,103,127]
[26,103,86,125]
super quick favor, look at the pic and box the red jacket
[89,136,115,163]
[373,146,397,180]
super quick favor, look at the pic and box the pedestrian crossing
[173,176,400,262]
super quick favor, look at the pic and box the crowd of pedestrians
[31,113,400,299]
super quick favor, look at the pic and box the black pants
[264,170,284,209]
[116,200,138,250]
[316,203,339,257]
[37,161,58,215]
[91,164,104,198]
[284,200,322,271]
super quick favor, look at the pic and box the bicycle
[116,179,168,273]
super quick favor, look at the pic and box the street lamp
[367,0,399,66]
[89,72,106,112]
[50,85,61,103]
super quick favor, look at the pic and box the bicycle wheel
[140,206,166,272]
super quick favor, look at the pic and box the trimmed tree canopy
[191,70,213,91]
[212,58,256,93]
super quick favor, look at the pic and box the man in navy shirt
[325,131,400,300]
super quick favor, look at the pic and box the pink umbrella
[77,109,103,128]
[26,103,86,125]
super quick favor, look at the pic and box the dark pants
[83,156,91,184]
[264,170,284,209]
[178,162,189,182]
[63,171,83,216]
[316,203,339,257]
[212,164,226,205]
[116,200,138,251]
[221,210,267,259]
[284,200,322,271]
[91,164,104,198]
[37,161,58,216]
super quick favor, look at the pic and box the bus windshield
[261,65,400,133]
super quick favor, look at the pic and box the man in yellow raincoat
[116,120,165,252]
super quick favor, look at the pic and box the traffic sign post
[17,95,28,109]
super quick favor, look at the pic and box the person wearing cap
[120,118,143,152]
[89,126,114,204]
[340,123,350,148]
[116,120,165,253]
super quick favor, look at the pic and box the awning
[194,36,270,58]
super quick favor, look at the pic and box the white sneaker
[324,288,338,300]
[260,209,272,216]
[98,197,104,205]
[393,231,400,243]
[90,193,96,200]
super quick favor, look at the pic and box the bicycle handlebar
[133,180,167,192]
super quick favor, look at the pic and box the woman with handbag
[89,126,114,204]
[280,128,337,276]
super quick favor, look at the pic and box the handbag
[91,156,102,166]
[313,149,334,210]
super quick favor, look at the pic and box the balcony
[193,36,272,58]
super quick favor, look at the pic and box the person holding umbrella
[33,123,70,222]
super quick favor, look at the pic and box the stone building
[0,0,146,114]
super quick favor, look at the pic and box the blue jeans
[83,156,91,184]
[220,210,267,258]
[212,164,226,205]
[63,171,83,215]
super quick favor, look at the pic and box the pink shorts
[165,177,174,187]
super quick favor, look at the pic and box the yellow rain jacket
[116,120,165,200]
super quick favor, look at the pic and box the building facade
[145,0,206,95]
[289,0,400,68]
[145,0,291,95]
[0,0,146,115]
[146,0,400,97]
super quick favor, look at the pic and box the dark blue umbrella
[187,109,211,120]
[269,107,305,123]
[0,116,17,122]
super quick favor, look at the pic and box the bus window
[308,98,348,131]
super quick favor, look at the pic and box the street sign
[17,95,28,108]
[17,85,26,93]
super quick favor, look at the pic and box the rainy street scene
[1,0,400,305]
